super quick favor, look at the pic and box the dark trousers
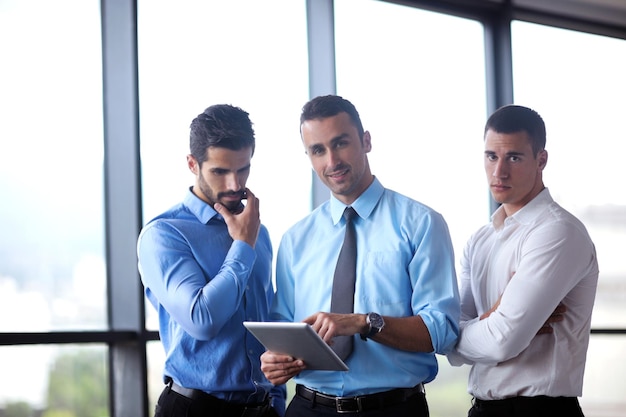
[154,383,278,417]
[468,396,585,417]
[286,389,429,417]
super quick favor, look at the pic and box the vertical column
[483,1,514,214]
[101,0,148,416]
[306,0,336,208]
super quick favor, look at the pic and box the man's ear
[363,131,372,153]
[538,149,548,170]
[187,154,199,174]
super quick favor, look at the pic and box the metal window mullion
[101,0,147,416]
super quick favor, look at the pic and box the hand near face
[214,188,261,247]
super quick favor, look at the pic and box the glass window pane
[334,1,486,415]
[335,0,489,261]
[137,0,311,331]
[512,21,626,330]
[0,0,106,331]
[147,341,165,413]
[512,20,626,415]
[0,344,108,415]
[580,335,626,415]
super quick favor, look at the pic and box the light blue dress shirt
[271,178,460,396]
[137,188,285,413]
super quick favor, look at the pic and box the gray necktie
[330,206,357,360]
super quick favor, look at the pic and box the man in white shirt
[448,105,599,417]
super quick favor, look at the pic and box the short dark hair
[189,104,255,165]
[484,105,546,155]
[300,95,365,139]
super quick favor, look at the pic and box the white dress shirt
[448,188,599,400]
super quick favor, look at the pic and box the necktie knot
[343,206,357,222]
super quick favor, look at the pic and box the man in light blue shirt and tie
[260,95,460,416]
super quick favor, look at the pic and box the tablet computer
[243,321,349,371]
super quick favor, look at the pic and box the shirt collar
[491,187,553,228]
[183,186,220,224]
[330,177,384,225]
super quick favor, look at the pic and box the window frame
[1,1,624,416]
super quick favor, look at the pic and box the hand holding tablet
[243,321,349,371]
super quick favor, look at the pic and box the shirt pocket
[359,250,412,315]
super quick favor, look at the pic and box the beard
[197,172,243,213]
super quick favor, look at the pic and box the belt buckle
[335,396,362,414]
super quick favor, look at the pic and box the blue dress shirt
[137,188,285,413]
[271,178,460,396]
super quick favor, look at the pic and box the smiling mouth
[328,168,349,179]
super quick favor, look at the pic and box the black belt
[166,379,270,417]
[295,383,425,413]
[474,396,581,411]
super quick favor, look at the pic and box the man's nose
[492,160,508,178]
[227,173,241,190]
[327,149,341,167]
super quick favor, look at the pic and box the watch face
[369,312,384,330]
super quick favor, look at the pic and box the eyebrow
[330,133,350,144]
[307,133,349,153]
[210,163,251,173]
[484,150,525,156]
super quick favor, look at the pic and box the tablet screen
[244,321,349,371]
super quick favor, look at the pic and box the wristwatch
[361,312,385,340]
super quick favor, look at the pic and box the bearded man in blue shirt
[260,95,460,416]
[137,104,286,417]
